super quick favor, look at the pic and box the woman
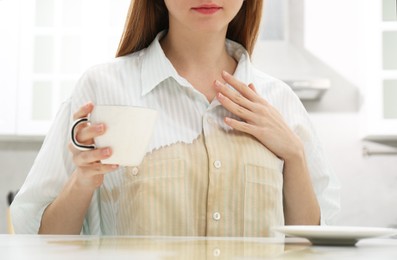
[11,0,340,236]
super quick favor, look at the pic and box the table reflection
[47,236,307,259]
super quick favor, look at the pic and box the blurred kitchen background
[1,0,397,234]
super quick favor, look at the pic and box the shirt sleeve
[260,79,341,225]
[294,116,341,225]
[10,100,74,234]
[10,68,105,234]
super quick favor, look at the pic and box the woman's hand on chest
[214,71,304,162]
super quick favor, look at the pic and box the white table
[1,235,397,259]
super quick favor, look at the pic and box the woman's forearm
[38,171,97,234]
[283,147,321,225]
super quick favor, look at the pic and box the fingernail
[102,148,110,156]
[85,102,92,111]
[214,80,222,88]
[111,164,119,169]
[217,92,224,100]
[96,124,104,133]
[222,71,230,77]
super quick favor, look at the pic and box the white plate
[272,226,397,246]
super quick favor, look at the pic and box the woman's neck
[160,28,237,101]
[160,28,229,71]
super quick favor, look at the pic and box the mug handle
[70,117,96,151]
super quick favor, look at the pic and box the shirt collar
[141,31,253,97]
[225,39,252,86]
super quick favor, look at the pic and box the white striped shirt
[11,32,340,235]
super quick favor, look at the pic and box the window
[15,0,130,134]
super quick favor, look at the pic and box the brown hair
[116,0,263,57]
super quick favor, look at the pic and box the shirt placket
[202,109,226,236]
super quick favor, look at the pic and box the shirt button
[213,248,221,257]
[131,167,139,176]
[213,212,221,221]
[207,117,215,125]
[213,160,222,169]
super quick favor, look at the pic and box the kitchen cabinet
[361,0,397,140]
[1,0,129,137]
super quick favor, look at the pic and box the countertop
[1,235,397,259]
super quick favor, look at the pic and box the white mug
[71,105,158,166]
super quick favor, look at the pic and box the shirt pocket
[243,163,284,237]
[116,158,188,236]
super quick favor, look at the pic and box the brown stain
[101,125,284,237]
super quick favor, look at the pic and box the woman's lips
[191,6,222,15]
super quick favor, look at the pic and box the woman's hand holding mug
[69,102,158,190]
[68,102,119,190]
